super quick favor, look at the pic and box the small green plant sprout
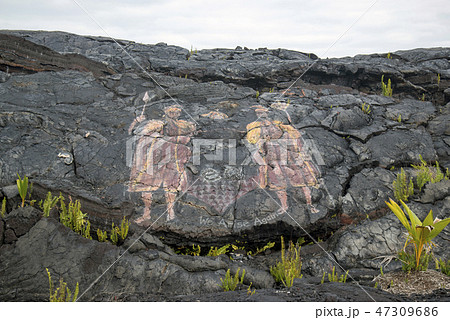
[256,90,260,99]
[46,268,79,302]
[393,168,414,202]
[97,229,108,242]
[16,173,29,207]
[269,87,274,93]
[40,191,60,217]
[437,73,440,85]
[110,222,119,245]
[386,198,450,271]
[435,258,450,276]
[297,237,306,246]
[248,241,275,256]
[420,93,425,101]
[247,282,256,296]
[374,282,378,289]
[361,102,371,114]
[207,244,230,256]
[411,155,448,191]
[1,197,6,218]
[287,98,291,105]
[321,271,326,284]
[381,75,393,97]
[270,236,302,287]
[380,266,384,276]
[119,216,129,241]
[322,266,349,283]
[219,268,245,291]
[386,52,392,59]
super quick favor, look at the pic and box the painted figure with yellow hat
[128,105,196,223]
[246,105,319,213]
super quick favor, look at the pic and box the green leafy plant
[97,229,108,242]
[420,93,425,101]
[435,258,450,276]
[255,90,260,99]
[39,192,60,217]
[46,268,79,302]
[397,114,402,122]
[248,241,275,256]
[437,73,440,85]
[386,52,392,59]
[270,236,302,287]
[219,268,245,291]
[207,244,231,256]
[1,197,6,218]
[393,168,414,202]
[361,102,371,114]
[381,75,393,97]
[386,198,450,271]
[321,266,348,284]
[411,155,448,191]
[16,174,29,208]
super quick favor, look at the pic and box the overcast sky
[2,0,449,57]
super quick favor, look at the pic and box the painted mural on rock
[126,96,324,229]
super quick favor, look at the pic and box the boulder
[0,30,449,301]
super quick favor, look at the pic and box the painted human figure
[128,105,196,223]
[246,106,319,213]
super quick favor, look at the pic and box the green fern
[435,258,450,276]
[393,168,414,202]
[97,229,108,242]
[381,75,393,97]
[219,268,245,291]
[110,222,119,245]
[40,192,60,217]
[46,268,79,302]
[59,196,91,239]
[270,236,302,287]
[248,241,275,256]
[207,244,231,256]
[119,216,129,241]
[412,155,449,191]
[1,197,6,218]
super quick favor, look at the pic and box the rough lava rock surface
[0,30,449,301]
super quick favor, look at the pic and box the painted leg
[165,191,177,221]
[302,186,318,213]
[135,192,152,225]
[276,190,289,214]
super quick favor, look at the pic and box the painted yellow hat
[164,105,182,113]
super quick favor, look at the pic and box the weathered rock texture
[0,30,449,301]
